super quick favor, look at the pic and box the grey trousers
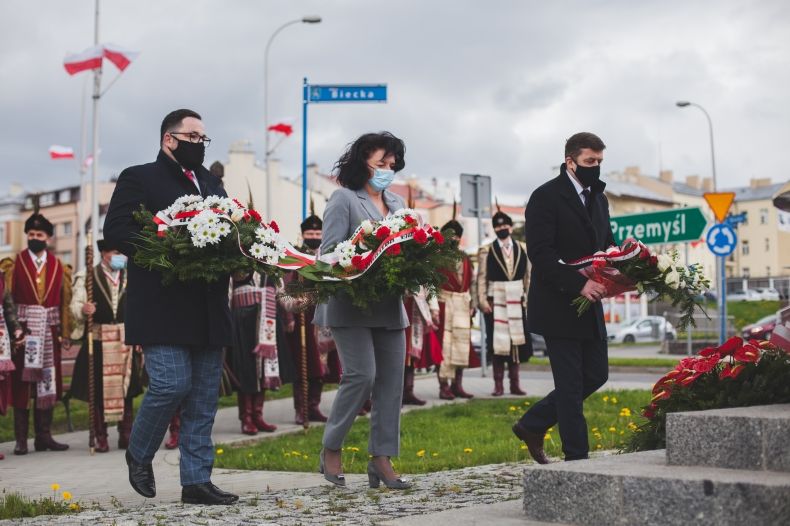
[322,327,406,457]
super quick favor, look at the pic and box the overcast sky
[1,0,788,206]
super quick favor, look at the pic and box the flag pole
[77,75,89,272]
[90,0,102,253]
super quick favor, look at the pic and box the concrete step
[522,450,790,526]
[666,404,790,472]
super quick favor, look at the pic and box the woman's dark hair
[333,132,405,190]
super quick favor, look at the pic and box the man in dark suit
[104,109,236,505]
[513,132,614,463]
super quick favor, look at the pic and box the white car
[728,289,763,302]
[608,316,677,344]
[755,288,781,301]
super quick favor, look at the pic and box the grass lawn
[214,389,651,474]
[0,383,336,443]
[727,300,782,330]
[529,357,678,368]
[0,490,81,520]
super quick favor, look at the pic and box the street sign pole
[302,77,309,219]
[720,255,727,344]
[474,176,487,377]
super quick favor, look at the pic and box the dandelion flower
[51,484,60,492]
[247,453,253,458]
[509,406,517,412]
[416,450,426,458]
[611,397,618,404]
[463,448,473,454]
[520,444,528,450]
[544,433,551,440]
[591,427,599,432]
[62,491,72,501]
[596,444,603,449]
[523,401,531,406]
[608,427,616,433]
[216,448,224,455]
[602,396,609,402]
[69,503,79,511]
[432,453,439,457]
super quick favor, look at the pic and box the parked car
[470,327,547,357]
[741,314,778,340]
[755,288,781,301]
[608,316,677,344]
[727,289,763,302]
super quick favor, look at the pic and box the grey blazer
[312,187,409,330]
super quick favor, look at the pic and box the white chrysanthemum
[216,222,231,236]
[249,243,266,258]
[360,220,374,234]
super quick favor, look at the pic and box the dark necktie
[581,189,593,218]
[184,170,200,194]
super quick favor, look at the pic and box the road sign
[725,212,748,228]
[703,192,735,223]
[459,174,492,218]
[706,223,737,256]
[308,84,387,103]
[609,207,707,245]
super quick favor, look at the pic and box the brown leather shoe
[512,423,550,465]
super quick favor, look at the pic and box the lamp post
[676,100,725,343]
[263,16,321,218]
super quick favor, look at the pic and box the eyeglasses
[169,131,211,146]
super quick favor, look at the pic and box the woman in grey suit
[314,132,412,489]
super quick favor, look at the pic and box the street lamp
[675,100,717,191]
[263,16,322,218]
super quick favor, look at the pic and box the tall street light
[676,100,724,343]
[264,16,322,218]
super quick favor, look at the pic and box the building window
[59,190,72,203]
[39,193,56,207]
[743,267,750,278]
[62,222,73,236]
[742,240,749,256]
[765,238,770,251]
[760,208,768,225]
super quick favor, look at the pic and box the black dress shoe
[512,423,551,465]
[126,450,156,498]
[182,482,239,505]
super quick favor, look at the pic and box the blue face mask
[109,254,127,270]
[369,169,395,192]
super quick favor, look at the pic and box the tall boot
[117,398,134,450]
[438,371,456,400]
[293,380,306,425]
[164,411,180,449]
[33,408,69,451]
[238,393,258,435]
[252,392,277,432]
[402,367,426,406]
[509,362,526,395]
[307,381,329,421]
[13,408,29,455]
[451,368,474,399]
[491,357,505,397]
[94,406,109,453]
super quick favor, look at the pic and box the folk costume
[402,288,439,405]
[0,274,22,414]
[279,212,336,425]
[69,240,144,452]
[4,212,72,455]
[476,208,532,396]
[436,218,476,400]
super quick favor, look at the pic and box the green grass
[727,300,782,330]
[214,389,651,474]
[0,490,82,520]
[0,383,336,443]
[529,357,678,368]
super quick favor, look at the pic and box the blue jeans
[127,345,223,486]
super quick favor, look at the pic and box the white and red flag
[49,145,75,160]
[268,122,294,136]
[63,45,103,75]
[63,44,139,75]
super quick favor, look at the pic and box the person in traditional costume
[226,271,282,435]
[436,216,477,400]
[402,288,439,404]
[69,239,144,452]
[2,211,71,455]
[476,204,532,396]
[280,209,335,425]
[0,269,24,460]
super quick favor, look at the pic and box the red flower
[677,371,703,387]
[269,220,280,233]
[376,226,391,240]
[698,346,718,358]
[592,259,607,268]
[717,336,743,357]
[692,354,720,373]
[652,369,682,394]
[638,249,650,260]
[404,215,416,225]
[649,255,658,267]
[651,389,670,402]
[433,231,445,244]
[386,244,401,256]
[642,402,658,419]
[248,209,262,222]
[414,229,428,244]
[719,363,746,380]
[733,343,760,363]
[351,255,366,271]
[242,211,251,222]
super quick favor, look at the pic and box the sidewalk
[0,367,656,507]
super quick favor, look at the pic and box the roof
[604,180,674,204]
[672,182,706,197]
[726,182,785,202]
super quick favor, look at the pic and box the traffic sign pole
[302,77,309,219]
[720,255,727,345]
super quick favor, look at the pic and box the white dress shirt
[28,249,47,273]
[566,170,589,205]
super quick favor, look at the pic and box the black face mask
[28,238,47,253]
[495,229,510,240]
[573,163,601,188]
[171,138,205,171]
[303,238,322,250]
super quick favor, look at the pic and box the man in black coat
[513,132,614,463]
[104,109,237,505]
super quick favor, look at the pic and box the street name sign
[609,207,707,245]
[308,84,387,103]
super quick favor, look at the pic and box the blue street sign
[725,212,748,228]
[706,223,737,257]
[308,84,387,103]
